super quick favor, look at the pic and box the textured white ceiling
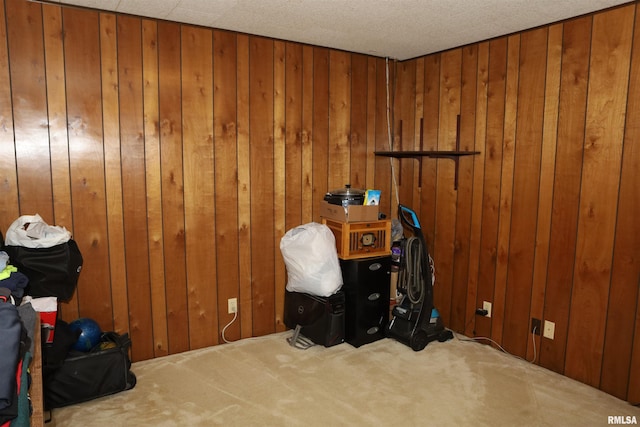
[43,0,632,60]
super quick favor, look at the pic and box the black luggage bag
[44,332,137,409]
[2,239,83,302]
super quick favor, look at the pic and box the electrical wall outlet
[228,298,238,314]
[544,320,555,340]
[483,301,492,318]
[531,318,541,335]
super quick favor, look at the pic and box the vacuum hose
[399,236,425,305]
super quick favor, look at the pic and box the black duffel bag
[3,239,83,302]
[44,332,137,410]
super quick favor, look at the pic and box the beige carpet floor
[49,332,640,426]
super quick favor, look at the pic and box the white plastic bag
[5,214,71,248]
[280,222,343,297]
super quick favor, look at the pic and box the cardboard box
[320,201,379,223]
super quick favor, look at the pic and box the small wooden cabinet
[322,218,391,260]
[31,317,44,427]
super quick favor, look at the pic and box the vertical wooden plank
[283,42,301,231]
[157,21,189,353]
[539,16,592,373]
[273,40,286,331]
[236,33,253,339]
[350,54,368,190]
[42,4,72,228]
[600,4,640,400]
[42,4,79,320]
[301,45,314,223]
[374,57,394,217]
[142,19,168,357]
[564,6,633,387]
[0,0,19,232]
[6,0,53,218]
[394,60,415,207]
[249,36,275,336]
[182,25,217,349]
[450,45,477,333]
[99,12,127,332]
[328,50,351,189]
[433,48,461,325]
[620,15,640,406]
[528,23,562,362]
[365,57,377,191]
[312,47,329,220]
[412,57,424,213]
[420,54,440,247]
[502,28,547,356]
[474,38,507,339]
[490,34,519,345]
[118,15,154,360]
[464,41,489,337]
[213,29,241,341]
[63,7,113,329]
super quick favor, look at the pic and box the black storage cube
[340,256,391,347]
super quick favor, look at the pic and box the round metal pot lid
[325,184,365,198]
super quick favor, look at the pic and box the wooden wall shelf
[374,150,480,158]
[375,115,480,190]
[374,151,479,190]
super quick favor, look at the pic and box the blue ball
[69,318,102,352]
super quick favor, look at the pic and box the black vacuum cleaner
[386,204,453,351]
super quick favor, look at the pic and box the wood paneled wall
[1,0,639,403]
[0,0,390,361]
[395,3,640,403]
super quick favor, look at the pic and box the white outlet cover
[228,298,238,313]
[483,301,492,318]
[544,320,555,339]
